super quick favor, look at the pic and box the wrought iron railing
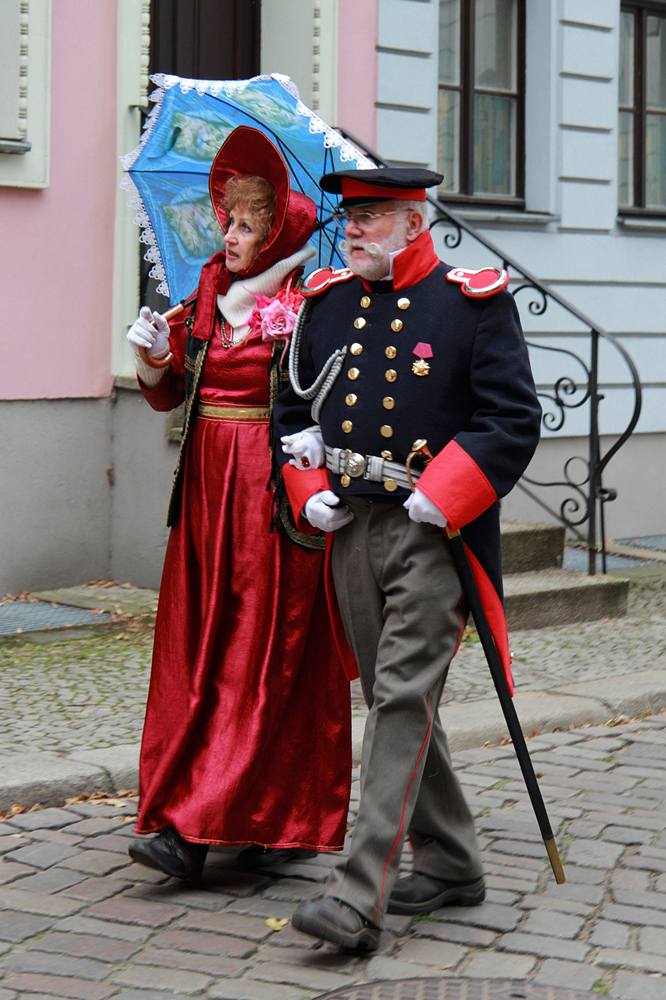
[337,130,642,575]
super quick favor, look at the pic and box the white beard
[342,222,410,281]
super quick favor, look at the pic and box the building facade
[1,0,664,593]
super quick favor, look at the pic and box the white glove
[404,489,447,528]
[281,429,325,470]
[304,490,354,532]
[126,306,170,357]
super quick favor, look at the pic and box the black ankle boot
[128,827,208,880]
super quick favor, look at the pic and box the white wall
[376,0,438,167]
[261,0,338,125]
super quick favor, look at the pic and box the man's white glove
[404,488,447,528]
[126,306,170,357]
[281,429,325,470]
[304,490,354,532]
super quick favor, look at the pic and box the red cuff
[417,440,497,530]
[137,367,184,412]
[281,463,330,534]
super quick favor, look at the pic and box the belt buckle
[343,450,366,478]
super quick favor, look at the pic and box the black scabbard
[446,528,565,885]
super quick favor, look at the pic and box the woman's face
[224,205,264,272]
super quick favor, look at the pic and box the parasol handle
[137,302,185,369]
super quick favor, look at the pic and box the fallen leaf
[65,794,89,805]
[29,803,41,812]
[266,918,289,931]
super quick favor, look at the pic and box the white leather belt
[325,446,420,491]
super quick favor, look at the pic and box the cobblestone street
[2,717,666,997]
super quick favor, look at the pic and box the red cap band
[340,178,427,202]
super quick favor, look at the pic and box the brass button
[385,369,397,382]
[391,319,403,332]
[384,479,398,492]
[383,396,395,410]
[380,425,393,438]
[354,317,366,329]
[360,295,371,308]
[385,346,397,359]
[398,297,410,310]
[345,393,357,406]
[342,420,353,433]
[381,450,393,460]
[341,474,351,487]
[350,343,363,356]
[348,368,360,380]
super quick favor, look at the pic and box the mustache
[338,239,383,259]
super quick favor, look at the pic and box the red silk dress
[135,317,351,850]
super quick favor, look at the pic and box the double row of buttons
[341,296,411,440]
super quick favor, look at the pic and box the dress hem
[132,825,345,851]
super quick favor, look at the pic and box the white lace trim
[292,101,375,167]
[121,72,375,299]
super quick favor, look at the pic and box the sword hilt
[406,438,435,492]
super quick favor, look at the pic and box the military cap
[320,167,444,207]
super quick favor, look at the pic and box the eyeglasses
[331,208,408,228]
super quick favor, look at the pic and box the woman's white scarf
[217,244,316,339]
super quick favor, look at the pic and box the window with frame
[619,1,666,213]
[438,0,525,204]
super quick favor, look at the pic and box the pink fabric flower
[249,281,303,343]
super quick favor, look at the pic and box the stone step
[503,568,629,630]
[501,518,565,574]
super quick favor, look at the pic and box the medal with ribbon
[412,342,432,376]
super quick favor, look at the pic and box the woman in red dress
[125,127,351,880]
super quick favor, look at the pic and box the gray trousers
[328,498,483,927]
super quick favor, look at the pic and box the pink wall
[0,1,118,400]
[337,0,378,150]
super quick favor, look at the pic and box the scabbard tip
[545,837,566,884]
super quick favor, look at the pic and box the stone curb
[0,744,140,813]
[351,668,666,762]
[3,670,666,812]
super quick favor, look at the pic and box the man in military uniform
[273,168,541,951]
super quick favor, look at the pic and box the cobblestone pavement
[1,572,665,753]
[0,633,152,755]
[2,717,666,997]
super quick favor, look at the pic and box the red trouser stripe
[373,692,433,923]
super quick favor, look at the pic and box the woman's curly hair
[222,175,277,244]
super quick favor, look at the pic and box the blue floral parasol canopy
[121,73,376,307]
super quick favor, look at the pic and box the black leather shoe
[236,845,308,870]
[292,896,380,951]
[387,872,485,914]
[128,827,208,881]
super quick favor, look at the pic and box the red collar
[360,230,440,292]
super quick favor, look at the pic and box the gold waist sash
[197,402,270,423]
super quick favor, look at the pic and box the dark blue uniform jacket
[273,230,541,690]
